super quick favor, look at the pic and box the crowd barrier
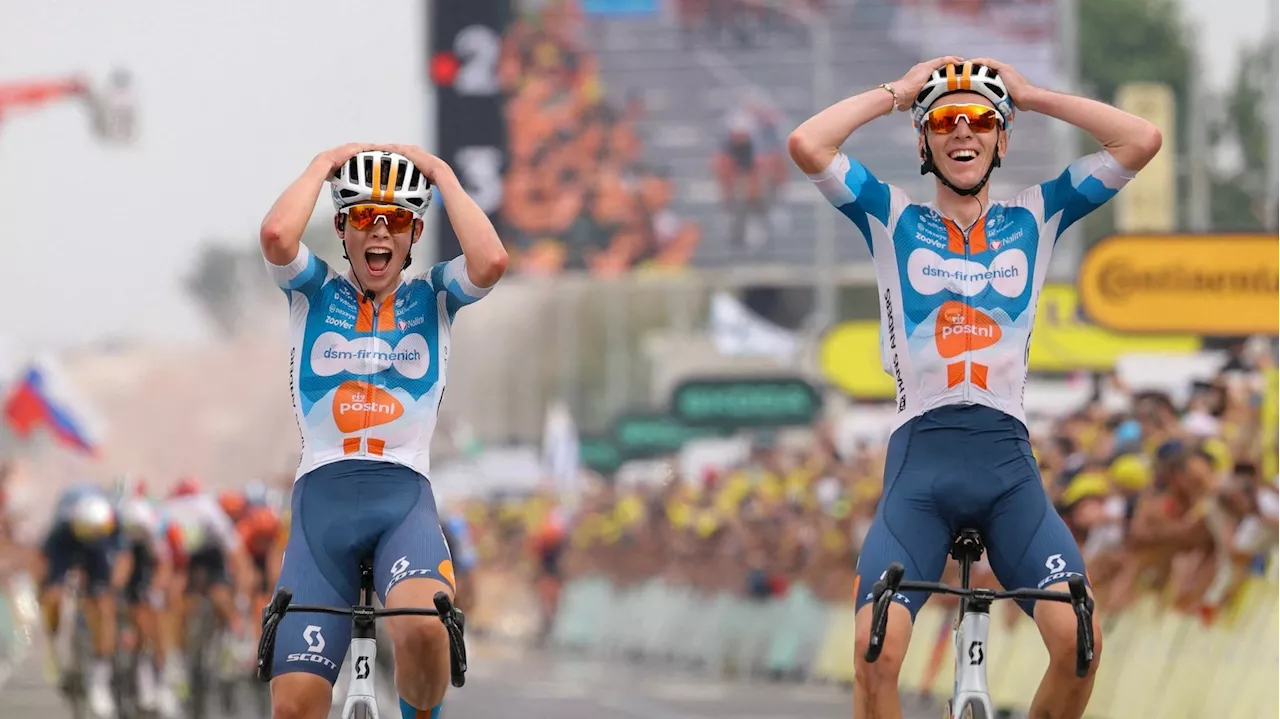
[549,575,1279,718]
[0,574,38,691]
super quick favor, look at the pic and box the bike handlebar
[256,587,468,687]
[863,562,1095,678]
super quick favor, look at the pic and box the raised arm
[390,144,509,289]
[971,58,1163,172]
[788,56,962,174]
[259,143,375,265]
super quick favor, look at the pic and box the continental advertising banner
[819,285,1202,399]
[1078,235,1279,336]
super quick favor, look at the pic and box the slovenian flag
[3,363,100,455]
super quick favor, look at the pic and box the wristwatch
[878,83,901,115]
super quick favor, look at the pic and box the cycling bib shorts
[854,405,1087,618]
[271,459,453,684]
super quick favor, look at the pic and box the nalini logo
[332,381,404,432]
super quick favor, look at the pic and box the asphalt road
[1,639,952,718]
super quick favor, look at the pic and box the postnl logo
[332,381,404,432]
[935,301,1001,358]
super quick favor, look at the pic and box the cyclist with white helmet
[38,483,126,718]
[790,58,1161,718]
[116,495,179,717]
[259,143,507,719]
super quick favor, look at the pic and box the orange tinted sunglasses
[924,103,1004,134]
[342,204,417,233]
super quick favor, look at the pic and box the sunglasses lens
[926,104,1001,134]
[346,205,416,232]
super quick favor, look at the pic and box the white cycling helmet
[330,150,433,216]
[70,494,116,542]
[910,61,1015,134]
[119,498,158,540]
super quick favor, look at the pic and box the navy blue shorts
[855,405,1088,619]
[271,460,452,683]
[41,525,115,598]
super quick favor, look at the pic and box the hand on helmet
[385,144,450,184]
[317,143,389,175]
[892,56,964,110]
[969,58,1037,111]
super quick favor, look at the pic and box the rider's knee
[853,602,912,687]
[270,674,332,719]
[388,614,450,660]
[1036,596,1103,676]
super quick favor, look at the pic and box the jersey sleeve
[430,256,493,322]
[805,152,894,256]
[264,243,331,299]
[1028,150,1138,242]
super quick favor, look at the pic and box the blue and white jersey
[266,245,490,478]
[808,150,1136,429]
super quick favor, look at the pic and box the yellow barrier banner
[818,286,1201,395]
[1029,285,1201,371]
[1078,234,1280,336]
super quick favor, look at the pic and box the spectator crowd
[499,0,701,275]
[463,339,1278,629]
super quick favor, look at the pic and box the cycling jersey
[265,245,490,479]
[809,150,1135,428]
[161,493,241,559]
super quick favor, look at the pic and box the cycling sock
[399,696,442,719]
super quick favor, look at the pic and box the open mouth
[948,149,979,163]
[365,247,393,274]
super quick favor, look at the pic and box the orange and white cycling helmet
[910,61,1016,134]
[330,150,433,216]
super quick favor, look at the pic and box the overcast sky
[0,0,1273,370]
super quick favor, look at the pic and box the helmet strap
[920,141,1001,198]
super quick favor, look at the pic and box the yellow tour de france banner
[1078,234,1280,336]
[818,285,1201,398]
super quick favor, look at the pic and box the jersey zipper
[366,299,380,455]
[962,232,972,403]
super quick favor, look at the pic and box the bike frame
[256,559,466,719]
[949,533,994,719]
[863,530,1094,719]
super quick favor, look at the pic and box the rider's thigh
[82,543,114,598]
[271,526,355,684]
[373,474,454,676]
[270,672,333,719]
[853,600,914,681]
[372,473,455,603]
[854,422,954,618]
[982,470,1090,617]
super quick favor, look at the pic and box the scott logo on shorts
[1037,553,1081,589]
[287,625,337,671]
[385,555,434,595]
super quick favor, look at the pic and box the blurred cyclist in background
[38,483,124,718]
[235,482,284,615]
[160,477,255,693]
[116,493,179,717]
